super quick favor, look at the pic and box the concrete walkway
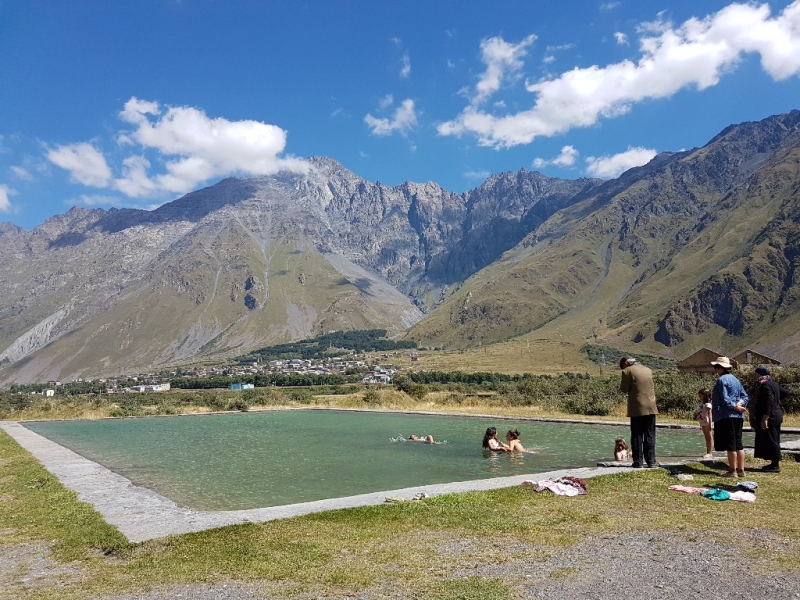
[2,421,631,543]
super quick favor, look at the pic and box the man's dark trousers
[630,414,656,466]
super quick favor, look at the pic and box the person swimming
[482,427,510,451]
[505,429,526,452]
[409,434,435,443]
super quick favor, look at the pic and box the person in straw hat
[710,356,748,477]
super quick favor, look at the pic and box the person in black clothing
[750,366,787,473]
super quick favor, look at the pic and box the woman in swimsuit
[482,427,509,451]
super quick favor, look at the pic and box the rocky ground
[5,528,800,600]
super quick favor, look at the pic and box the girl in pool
[505,429,526,452]
[482,427,510,451]
[696,387,713,459]
[614,437,631,461]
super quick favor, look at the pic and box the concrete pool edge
[2,420,634,544]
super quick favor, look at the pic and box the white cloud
[364,98,418,136]
[601,2,620,10]
[46,143,113,187]
[533,145,580,169]
[11,166,33,181]
[545,43,575,52]
[439,1,800,148]
[473,34,537,105]
[47,98,308,199]
[401,52,411,78]
[614,32,629,45]
[379,94,394,109]
[0,184,14,211]
[585,146,657,178]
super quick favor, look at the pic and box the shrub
[202,393,228,411]
[363,387,381,405]
[226,398,250,412]
[562,392,616,416]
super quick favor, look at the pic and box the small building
[732,349,781,367]
[228,383,254,390]
[677,348,740,374]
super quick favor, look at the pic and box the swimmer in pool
[409,434,435,443]
[505,429,526,452]
[482,427,510,451]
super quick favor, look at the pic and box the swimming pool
[21,409,736,511]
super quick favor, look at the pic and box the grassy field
[2,390,800,599]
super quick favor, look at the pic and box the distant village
[16,345,789,398]
[23,352,415,396]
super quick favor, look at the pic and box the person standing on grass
[697,388,714,459]
[619,357,659,468]
[710,357,748,478]
[750,366,786,473]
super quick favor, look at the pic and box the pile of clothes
[668,480,757,503]
[524,476,588,496]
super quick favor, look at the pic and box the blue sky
[2,1,799,231]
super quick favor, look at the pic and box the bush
[202,393,228,411]
[226,398,250,412]
[363,387,381,405]
[562,392,617,416]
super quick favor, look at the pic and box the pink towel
[668,484,709,494]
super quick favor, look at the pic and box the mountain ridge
[2,109,799,383]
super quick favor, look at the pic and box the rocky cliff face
[408,110,800,362]
[3,110,799,382]
[0,156,596,382]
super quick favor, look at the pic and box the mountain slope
[408,110,800,362]
[0,159,594,382]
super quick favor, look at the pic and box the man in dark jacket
[751,366,786,473]
[619,357,659,468]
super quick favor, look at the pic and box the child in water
[482,427,510,451]
[696,387,713,459]
[409,434,435,443]
[614,437,631,461]
[505,429,526,452]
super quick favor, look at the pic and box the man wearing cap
[619,357,658,468]
[751,366,787,473]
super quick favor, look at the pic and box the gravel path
[8,529,795,600]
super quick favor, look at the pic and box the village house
[676,348,736,374]
[732,349,781,367]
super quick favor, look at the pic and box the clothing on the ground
[701,488,730,501]
[668,485,709,494]
[532,476,588,496]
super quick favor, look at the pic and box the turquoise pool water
[23,410,751,511]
